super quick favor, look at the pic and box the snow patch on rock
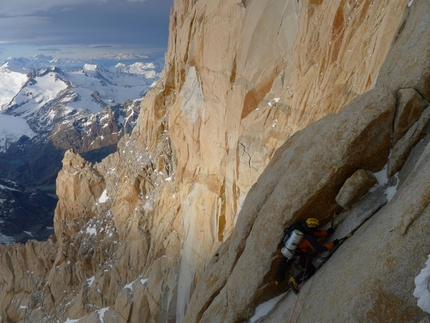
[414,255,430,314]
[180,66,205,123]
[98,189,109,203]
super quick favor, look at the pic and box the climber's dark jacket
[284,221,334,254]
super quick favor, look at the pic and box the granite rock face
[0,0,429,323]
[182,86,396,323]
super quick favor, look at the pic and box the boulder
[335,169,377,209]
[392,88,428,146]
[388,106,430,178]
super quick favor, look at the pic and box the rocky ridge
[0,0,428,322]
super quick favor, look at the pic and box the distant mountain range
[3,53,165,74]
[0,54,163,150]
[0,53,164,243]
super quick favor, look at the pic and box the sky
[0,0,173,61]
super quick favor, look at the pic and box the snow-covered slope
[0,63,28,110]
[0,114,35,150]
[8,68,69,118]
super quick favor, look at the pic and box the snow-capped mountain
[113,62,159,78]
[3,53,165,74]
[0,56,162,152]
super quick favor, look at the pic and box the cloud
[87,44,117,49]
[1,1,67,17]
[0,16,52,44]
[0,0,102,16]
[0,0,151,17]
[37,47,62,52]
[0,0,172,59]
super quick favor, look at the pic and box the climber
[275,217,339,294]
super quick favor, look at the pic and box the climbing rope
[288,255,319,323]
[294,274,316,322]
[288,256,309,323]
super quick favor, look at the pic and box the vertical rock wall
[184,1,430,322]
[157,0,407,319]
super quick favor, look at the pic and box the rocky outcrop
[54,149,106,244]
[0,0,428,323]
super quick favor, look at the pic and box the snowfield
[10,70,68,117]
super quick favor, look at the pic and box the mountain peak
[83,63,99,72]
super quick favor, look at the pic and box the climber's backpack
[281,227,304,259]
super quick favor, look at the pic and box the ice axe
[336,232,353,244]
[330,213,336,230]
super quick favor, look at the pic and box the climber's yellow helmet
[306,218,319,228]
